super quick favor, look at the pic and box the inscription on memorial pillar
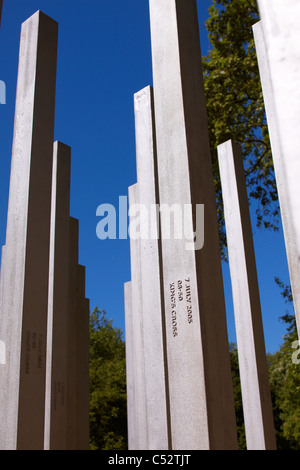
[24,330,43,375]
[53,380,65,411]
[169,277,194,337]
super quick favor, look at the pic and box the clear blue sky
[0,0,293,354]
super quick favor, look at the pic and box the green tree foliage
[89,308,127,450]
[267,283,300,449]
[203,0,279,258]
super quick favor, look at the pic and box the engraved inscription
[53,380,65,410]
[24,330,43,375]
[25,331,31,374]
[177,280,183,301]
[185,278,193,324]
[37,334,43,369]
[169,277,194,337]
[170,282,178,337]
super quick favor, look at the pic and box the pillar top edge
[54,141,72,151]
[22,9,58,28]
[252,19,262,30]
[128,183,138,193]
[217,139,234,152]
[134,85,153,99]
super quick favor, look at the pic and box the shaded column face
[66,216,79,450]
[76,265,90,451]
[44,142,71,451]
[148,0,237,450]
[0,10,58,450]
[44,144,89,451]
[218,140,276,450]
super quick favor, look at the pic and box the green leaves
[89,308,127,450]
[203,0,279,257]
[267,322,300,449]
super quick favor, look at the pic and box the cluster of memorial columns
[1,0,300,453]
[125,0,300,451]
[0,10,89,450]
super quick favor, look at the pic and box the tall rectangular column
[257,1,300,325]
[218,140,276,450]
[133,86,169,450]
[124,281,136,450]
[253,19,300,340]
[65,219,89,450]
[148,0,238,449]
[128,183,148,450]
[66,217,80,449]
[0,11,58,450]
[44,142,71,450]
[77,265,90,450]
